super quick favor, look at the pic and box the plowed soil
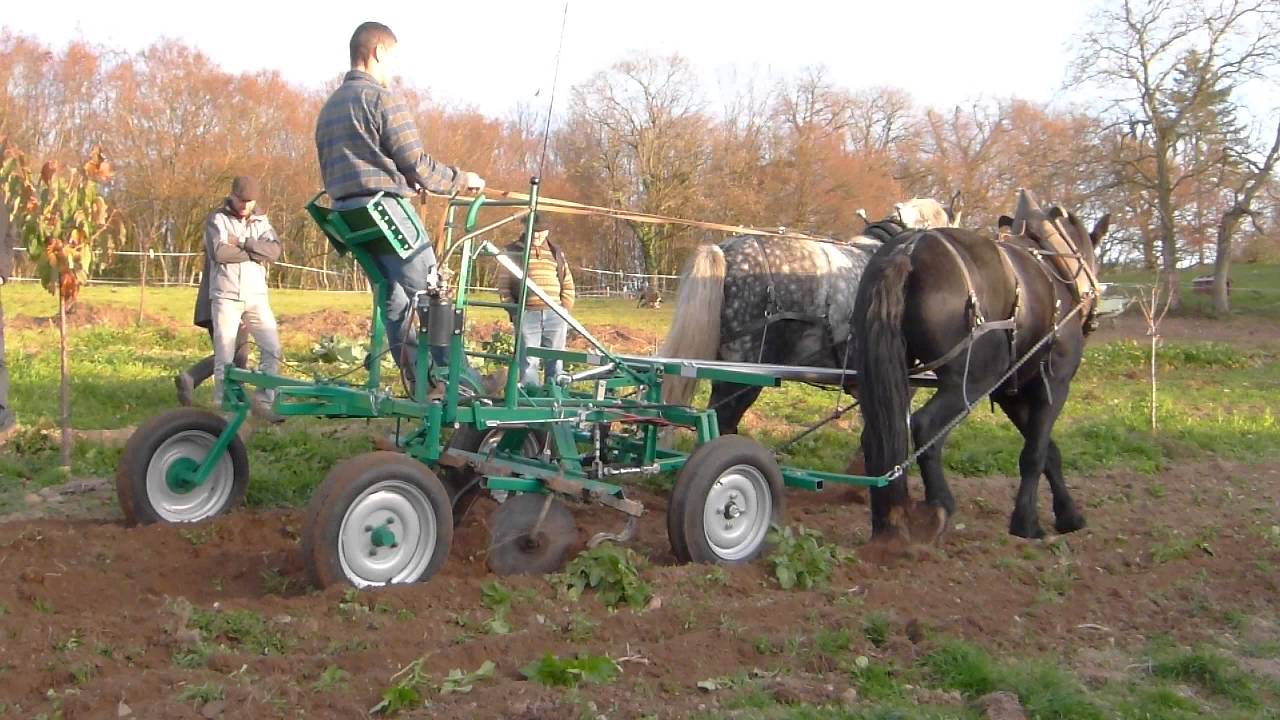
[1,459,1277,719]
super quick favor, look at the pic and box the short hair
[349,22,397,66]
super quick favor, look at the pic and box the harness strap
[910,233,1024,375]
[911,318,1018,374]
[929,232,986,326]
[735,236,841,364]
[751,236,780,315]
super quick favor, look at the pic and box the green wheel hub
[165,457,201,494]
[369,522,399,549]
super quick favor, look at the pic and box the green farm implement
[116,178,904,588]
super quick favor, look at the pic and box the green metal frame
[172,178,892,512]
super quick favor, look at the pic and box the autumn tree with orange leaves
[1,140,125,467]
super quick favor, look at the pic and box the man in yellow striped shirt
[498,214,575,385]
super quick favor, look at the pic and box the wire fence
[10,245,681,298]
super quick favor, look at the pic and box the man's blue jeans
[371,245,448,385]
[520,308,568,385]
[334,196,447,392]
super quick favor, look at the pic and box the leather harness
[906,220,1093,388]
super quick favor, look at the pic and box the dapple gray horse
[660,198,959,434]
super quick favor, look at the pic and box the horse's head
[1057,208,1108,275]
[1004,188,1108,275]
[893,197,956,229]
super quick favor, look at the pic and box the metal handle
[464,194,486,233]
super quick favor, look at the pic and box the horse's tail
[660,244,726,405]
[855,246,914,478]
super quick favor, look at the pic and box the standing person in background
[0,194,16,444]
[204,176,284,423]
[498,213,575,385]
[315,20,485,397]
[175,272,251,408]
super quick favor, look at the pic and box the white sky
[5,0,1276,123]
[7,1,1089,109]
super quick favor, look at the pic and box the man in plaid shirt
[316,21,484,394]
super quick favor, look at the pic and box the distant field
[1103,262,1280,317]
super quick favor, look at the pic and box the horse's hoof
[909,501,949,544]
[859,534,915,566]
[1055,512,1087,534]
[1009,523,1046,540]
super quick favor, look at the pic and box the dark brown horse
[853,190,1110,546]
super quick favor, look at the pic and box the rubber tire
[116,408,250,526]
[303,451,454,589]
[667,434,784,565]
[441,426,545,522]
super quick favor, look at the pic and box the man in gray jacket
[203,176,283,420]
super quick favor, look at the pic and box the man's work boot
[175,373,195,407]
[250,395,285,425]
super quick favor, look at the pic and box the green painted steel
[136,179,903,554]
[183,398,247,491]
[369,524,397,548]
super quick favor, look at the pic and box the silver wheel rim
[702,463,772,561]
[338,479,438,587]
[145,430,235,522]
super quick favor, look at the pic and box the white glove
[463,172,485,192]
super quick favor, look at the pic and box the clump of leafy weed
[313,665,351,692]
[520,653,620,688]
[559,545,652,609]
[439,660,496,695]
[370,657,429,716]
[862,612,891,648]
[768,525,839,590]
[177,682,225,705]
[189,607,289,655]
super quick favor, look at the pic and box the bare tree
[561,54,710,275]
[1072,0,1280,308]
[1213,119,1280,312]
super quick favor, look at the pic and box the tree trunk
[1143,232,1157,270]
[1155,141,1181,309]
[1214,209,1243,315]
[1150,332,1158,432]
[58,292,72,470]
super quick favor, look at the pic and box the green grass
[918,640,1103,719]
[0,283,673,331]
[3,282,1279,505]
[188,607,290,656]
[1150,644,1260,708]
[921,639,1001,696]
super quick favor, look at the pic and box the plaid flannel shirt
[315,70,465,202]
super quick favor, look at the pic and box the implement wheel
[303,452,453,589]
[442,426,544,522]
[116,408,249,525]
[487,493,577,576]
[668,435,783,565]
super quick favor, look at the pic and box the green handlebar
[465,194,486,233]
